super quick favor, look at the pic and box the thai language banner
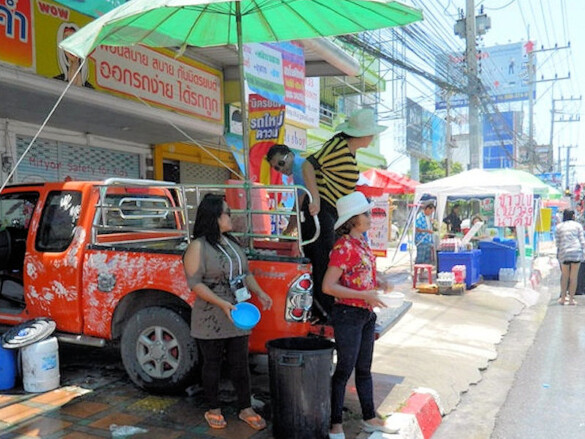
[286,77,319,128]
[244,42,305,111]
[90,45,222,121]
[494,192,534,227]
[248,94,285,185]
[277,41,305,110]
[367,195,389,257]
[244,43,285,105]
[1,0,34,68]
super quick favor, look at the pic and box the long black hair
[192,193,237,247]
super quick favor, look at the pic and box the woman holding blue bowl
[183,193,272,431]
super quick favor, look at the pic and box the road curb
[367,388,443,439]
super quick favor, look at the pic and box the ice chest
[438,250,481,289]
[0,345,17,390]
[479,239,517,280]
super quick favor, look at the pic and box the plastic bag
[109,424,148,438]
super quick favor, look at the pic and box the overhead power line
[337,34,467,94]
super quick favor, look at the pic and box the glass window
[0,192,39,231]
[36,191,82,252]
[96,194,177,232]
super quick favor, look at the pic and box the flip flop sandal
[204,411,227,429]
[239,412,267,430]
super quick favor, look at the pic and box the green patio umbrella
[60,0,423,179]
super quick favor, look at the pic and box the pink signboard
[494,193,534,227]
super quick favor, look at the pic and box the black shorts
[562,260,581,265]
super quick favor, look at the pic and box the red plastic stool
[413,264,434,288]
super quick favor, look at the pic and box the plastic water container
[499,268,516,282]
[21,336,60,393]
[452,265,466,284]
[0,345,17,390]
[437,272,455,288]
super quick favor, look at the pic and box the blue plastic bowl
[231,302,261,330]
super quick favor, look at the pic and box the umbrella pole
[235,2,253,248]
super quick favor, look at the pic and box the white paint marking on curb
[412,387,445,415]
[367,413,424,439]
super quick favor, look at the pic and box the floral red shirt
[328,234,377,310]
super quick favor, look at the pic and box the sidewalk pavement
[340,241,558,439]
[0,242,558,439]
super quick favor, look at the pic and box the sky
[382,0,584,185]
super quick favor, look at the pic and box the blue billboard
[406,98,446,161]
[436,42,535,110]
[482,111,517,169]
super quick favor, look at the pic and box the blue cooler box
[438,250,481,289]
[479,239,517,280]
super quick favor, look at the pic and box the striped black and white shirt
[306,134,359,208]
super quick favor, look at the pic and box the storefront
[1,0,225,185]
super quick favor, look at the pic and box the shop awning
[362,168,420,194]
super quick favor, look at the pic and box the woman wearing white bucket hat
[322,192,396,439]
[300,108,387,322]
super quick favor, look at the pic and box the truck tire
[120,306,197,394]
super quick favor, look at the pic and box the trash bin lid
[2,317,56,349]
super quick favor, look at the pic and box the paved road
[434,256,585,439]
[491,292,585,439]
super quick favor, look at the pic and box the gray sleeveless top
[185,236,250,339]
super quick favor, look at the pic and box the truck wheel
[120,306,197,394]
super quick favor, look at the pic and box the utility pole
[551,94,581,173]
[454,3,490,169]
[527,43,570,172]
[527,39,535,173]
[444,90,454,176]
[466,0,480,169]
[557,145,577,189]
[565,145,577,190]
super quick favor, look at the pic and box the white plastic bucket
[21,336,60,393]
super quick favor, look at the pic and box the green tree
[419,159,463,183]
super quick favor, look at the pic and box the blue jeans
[330,304,377,424]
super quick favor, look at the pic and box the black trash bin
[266,337,335,439]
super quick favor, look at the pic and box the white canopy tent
[414,169,534,222]
[413,169,544,286]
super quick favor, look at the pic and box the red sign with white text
[91,44,223,121]
[1,0,34,68]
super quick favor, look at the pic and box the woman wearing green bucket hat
[301,108,387,322]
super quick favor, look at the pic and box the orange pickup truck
[0,179,318,393]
